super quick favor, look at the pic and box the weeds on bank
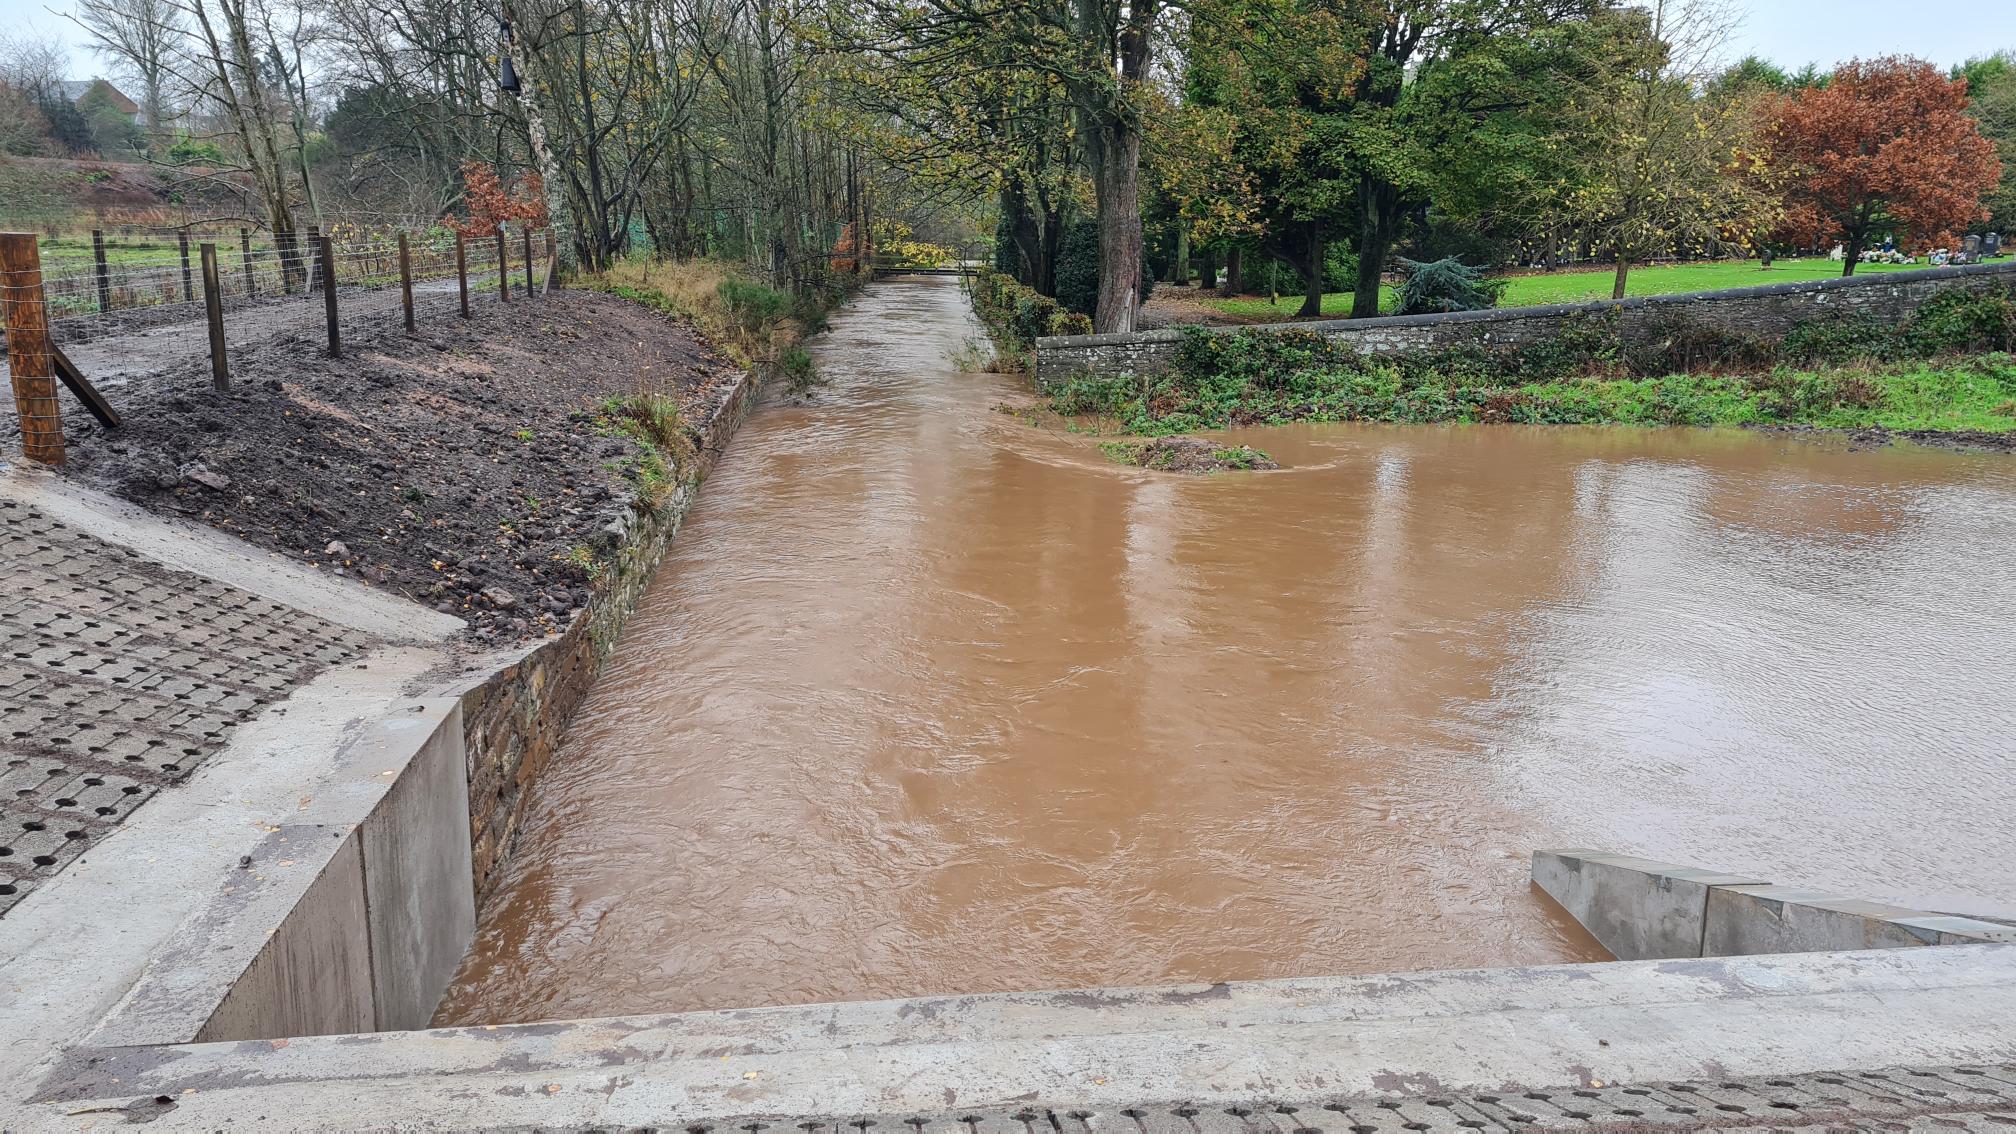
[579,256,844,390]
[1051,286,2016,435]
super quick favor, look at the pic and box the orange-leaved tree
[830,222,872,274]
[1771,57,2002,275]
[446,161,551,238]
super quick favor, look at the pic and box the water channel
[435,276,2016,1025]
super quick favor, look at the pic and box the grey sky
[3,0,2013,80]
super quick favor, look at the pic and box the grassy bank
[1202,258,1930,321]
[579,256,838,393]
[1053,286,2016,438]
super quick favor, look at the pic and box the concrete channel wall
[71,363,766,1044]
[1534,850,2016,962]
[1032,260,2016,387]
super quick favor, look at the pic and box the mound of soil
[1106,435,1279,473]
[53,290,745,641]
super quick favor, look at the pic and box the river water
[435,276,2016,1025]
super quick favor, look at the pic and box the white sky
[4,0,2013,80]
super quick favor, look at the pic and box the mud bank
[52,291,745,639]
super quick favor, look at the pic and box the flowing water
[436,276,2016,1025]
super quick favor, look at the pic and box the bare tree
[70,0,187,132]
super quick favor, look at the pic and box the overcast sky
[4,0,2014,80]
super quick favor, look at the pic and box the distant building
[57,79,139,118]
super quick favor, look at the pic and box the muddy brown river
[435,276,2016,1025]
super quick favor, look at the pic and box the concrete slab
[19,944,2016,1129]
[1531,849,1763,959]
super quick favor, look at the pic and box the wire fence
[0,225,560,465]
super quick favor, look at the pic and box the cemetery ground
[44,288,746,642]
[1195,258,1929,321]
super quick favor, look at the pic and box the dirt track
[36,290,744,640]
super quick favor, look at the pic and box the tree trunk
[1220,247,1242,297]
[1351,175,1399,319]
[1298,226,1323,317]
[1842,231,1865,277]
[1198,251,1217,290]
[1087,120,1143,334]
[1173,225,1190,287]
[1611,250,1630,300]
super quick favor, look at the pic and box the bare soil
[51,290,744,641]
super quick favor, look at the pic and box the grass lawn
[1201,258,1935,321]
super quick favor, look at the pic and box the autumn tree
[446,161,551,237]
[1540,0,1779,299]
[1772,56,2003,275]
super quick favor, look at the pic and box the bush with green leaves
[1904,285,2016,355]
[716,278,790,332]
[1395,257,1507,315]
[1054,221,1101,316]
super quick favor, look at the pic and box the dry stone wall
[1033,261,2016,387]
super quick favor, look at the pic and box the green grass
[1200,259,1937,321]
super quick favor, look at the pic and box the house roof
[58,78,140,116]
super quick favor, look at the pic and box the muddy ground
[49,290,744,641]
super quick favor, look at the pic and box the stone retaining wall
[454,365,761,899]
[1033,261,2016,387]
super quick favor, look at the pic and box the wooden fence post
[200,242,228,391]
[177,231,193,303]
[1,233,63,465]
[398,233,415,332]
[319,235,340,357]
[455,232,470,319]
[496,230,509,303]
[91,229,110,314]
[522,226,534,296]
[240,228,255,297]
[545,228,561,291]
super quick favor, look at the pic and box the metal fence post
[522,226,534,296]
[496,230,509,303]
[398,233,415,332]
[91,229,111,314]
[1,232,64,465]
[200,242,228,391]
[240,228,255,297]
[318,235,340,357]
[455,232,470,319]
[177,231,193,303]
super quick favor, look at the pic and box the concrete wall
[457,366,761,899]
[1033,261,2016,387]
[1534,849,2016,962]
[84,700,475,1044]
[63,363,768,1043]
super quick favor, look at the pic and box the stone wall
[454,367,760,899]
[1033,261,2016,387]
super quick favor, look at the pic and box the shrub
[716,278,790,332]
[1321,243,1361,294]
[1625,316,1775,376]
[1396,257,1507,315]
[1780,313,1901,366]
[1903,286,2016,355]
[1055,221,1101,316]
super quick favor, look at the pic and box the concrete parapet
[1534,849,2016,962]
